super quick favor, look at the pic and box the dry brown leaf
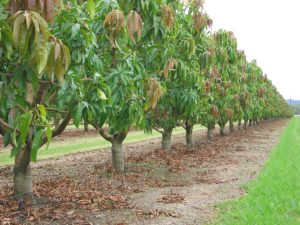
[147,78,164,109]
[204,80,211,93]
[126,11,143,43]
[26,82,34,104]
[210,105,219,118]
[161,4,175,28]
[157,190,185,204]
[104,10,125,47]
[163,59,177,79]
[224,107,234,119]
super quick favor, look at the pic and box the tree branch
[52,113,72,138]
[0,117,18,134]
[153,126,163,134]
[41,112,72,145]
[116,130,128,143]
[99,128,113,142]
[180,123,186,130]
[0,73,58,85]
[0,124,5,136]
[46,108,68,114]
[35,83,47,104]
[90,121,99,130]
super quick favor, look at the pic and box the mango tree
[0,0,74,204]
[233,50,247,129]
[143,1,195,153]
[241,60,262,127]
[198,34,220,140]
[211,30,237,136]
[0,0,108,205]
[179,2,213,148]
[81,0,164,172]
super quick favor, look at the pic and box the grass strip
[0,125,204,166]
[212,117,300,225]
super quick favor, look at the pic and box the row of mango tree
[0,0,292,204]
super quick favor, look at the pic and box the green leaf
[12,129,17,147]
[98,113,107,128]
[30,129,43,162]
[38,104,47,118]
[71,23,81,39]
[46,126,52,150]
[73,102,85,128]
[97,89,107,100]
[19,111,33,144]
[3,132,11,147]
[87,0,95,19]
[35,35,49,75]
[10,137,22,158]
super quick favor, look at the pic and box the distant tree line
[291,104,300,115]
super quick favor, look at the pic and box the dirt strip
[89,120,289,225]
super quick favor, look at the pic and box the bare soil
[0,120,289,225]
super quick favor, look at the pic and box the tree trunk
[229,120,234,133]
[238,120,242,129]
[84,117,89,132]
[111,140,124,172]
[13,147,32,203]
[244,120,248,129]
[99,129,128,172]
[249,120,253,127]
[185,122,193,149]
[220,125,225,136]
[207,127,213,140]
[162,128,173,153]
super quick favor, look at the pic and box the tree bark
[13,147,32,203]
[238,120,242,129]
[111,140,124,172]
[254,119,258,125]
[207,126,214,140]
[220,125,225,136]
[185,122,193,149]
[249,120,253,127]
[229,120,234,133]
[98,129,128,172]
[162,128,173,153]
[11,111,71,209]
[244,120,248,129]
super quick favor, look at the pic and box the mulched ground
[0,120,289,225]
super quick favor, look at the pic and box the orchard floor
[0,120,289,225]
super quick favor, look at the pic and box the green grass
[212,117,300,225]
[0,125,204,167]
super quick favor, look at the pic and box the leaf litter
[0,120,289,224]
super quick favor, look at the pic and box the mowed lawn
[212,117,300,225]
[0,125,204,166]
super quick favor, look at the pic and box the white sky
[205,0,300,100]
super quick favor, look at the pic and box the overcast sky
[205,0,300,100]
